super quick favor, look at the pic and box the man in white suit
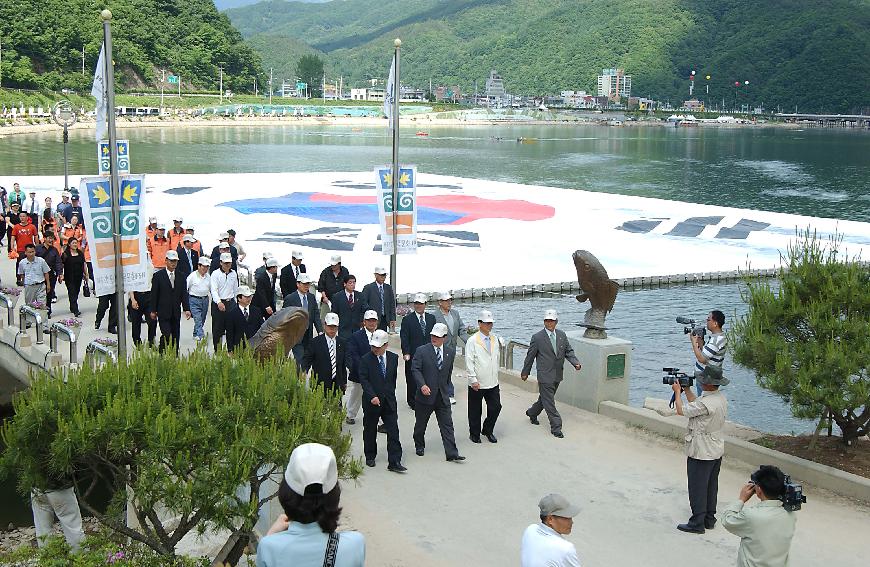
[465,309,502,444]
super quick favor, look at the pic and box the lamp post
[743,80,750,113]
[219,63,225,104]
[51,101,77,191]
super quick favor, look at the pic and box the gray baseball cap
[538,493,580,518]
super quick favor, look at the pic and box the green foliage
[297,54,325,97]
[246,34,325,89]
[730,229,870,444]
[0,346,360,556]
[0,0,264,93]
[229,0,870,113]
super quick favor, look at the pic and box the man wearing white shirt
[210,252,239,350]
[465,309,502,444]
[521,493,582,567]
[187,256,211,342]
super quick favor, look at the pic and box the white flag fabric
[384,54,396,124]
[91,44,107,142]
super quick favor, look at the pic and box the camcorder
[779,475,807,511]
[662,367,694,388]
[676,316,706,339]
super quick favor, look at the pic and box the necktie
[484,335,491,353]
[168,271,175,287]
[436,347,443,370]
[419,314,426,334]
[549,331,557,353]
[302,293,308,310]
[186,249,191,268]
[348,292,354,308]
[378,285,384,314]
[328,339,337,378]
[294,265,299,278]
[243,307,248,319]
[379,355,386,379]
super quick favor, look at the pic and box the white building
[350,88,368,101]
[560,90,590,107]
[485,70,506,101]
[597,68,631,100]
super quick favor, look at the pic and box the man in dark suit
[209,239,238,273]
[358,330,406,472]
[345,310,380,425]
[329,274,367,340]
[253,257,279,319]
[317,254,349,320]
[149,250,191,355]
[521,309,582,438]
[279,250,305,298]
[282,272,322,371]
[399,293,435,409]
[303,312,348,397]
[411,323,465,462]
[360,266,396,331]
[175,235,199,281]
[226,285,264,353]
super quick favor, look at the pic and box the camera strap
[322,532,340,567]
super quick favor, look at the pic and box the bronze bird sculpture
[249,306,310,362]
[573,250,619,339]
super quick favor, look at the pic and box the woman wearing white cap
[258,443,364,567]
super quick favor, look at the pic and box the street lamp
[51,101,77,191]
[218,62,226,104]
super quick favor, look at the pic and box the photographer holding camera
[671,365,729,534]
[690,310,727,395]
[722,465,798,567]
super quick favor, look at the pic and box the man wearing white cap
[303,312,349,397]
[280,250,306,299]
[465,309,503,444]
[399,293,435,410]
[254,252,272,281]
[411,323,465,462]
[210,251,240,350]
[521,493,582,567]
[317,255,349,318]
[145,216,158,242]
[361,267,396,332]
[175,234,199,281]
[329,274,368,341]
[253,256,280,318]
[150,249,192,354]
[168,216,185,250]
[345,310,381,425]
[521,310,581,438]
[282,272,322,370]
[226,285,263,353]
[149,224,171,269]
[257,443,365,566]
[186,256,212,342]
[184,225,203,256]
[357,329,406,472]
[56,191,72,223]
[434,291,469,404]
[209,234,238,273]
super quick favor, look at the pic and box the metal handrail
[19,305,45,345]
[85,341,117,369]
[0,293,14,325]
[49,323,78,366]
[502,340,530,370]
[237,262,254,288]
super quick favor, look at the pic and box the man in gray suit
[433,291,469,404]
[411,323,465,462]
[282,272,322,371]
[521,309,582,438]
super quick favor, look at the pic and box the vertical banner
[78,175,150,295]
[91,43,107,142]
[98,140,130,176]
[375,166,417,255]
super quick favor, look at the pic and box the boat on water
[415,131,429,137]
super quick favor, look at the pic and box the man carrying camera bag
[672,365,729,534]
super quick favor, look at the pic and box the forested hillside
[229,0,870,113]
[0,0,263,93]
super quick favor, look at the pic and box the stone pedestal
[555,332,632,413]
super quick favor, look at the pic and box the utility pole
[160,69,165,114]
[269,67,273,104]
[389,39,401,295]
[219,64,224,103]
[82,45,86,76]
[254,76,257,97]
[0,38,3,89]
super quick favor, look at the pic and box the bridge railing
[85,341,117,370]
[49,323,78,367]
[502,340,529,371]
[0,293,14,326]
[18,305,45,345]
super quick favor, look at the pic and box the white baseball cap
[218,241,230,249]
[292,250,304,260]
[284,443,338,496]
[173,216,183,222]
[324,312,339,326]
[330,255,342,265]
[430,323,449,337]
[182,234,195,243]
[544,309,559,321]
[157,223,166,230]
[148,216,157,223]
[374,266,387,275]
[237,285,254,297]
[263,251,273,259]
[165,250,179,261]
[478,309,494,323]
[220,252,232,263]
[363,309,379,320]
[413,293,428,304]
[219,232,229,240]
[438,292,453,301]
[369,329,389,347]
[197,256,210,266]
[61,191,72,198]
[266,258,279,268]
[297,273,313,284]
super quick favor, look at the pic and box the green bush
[0,346,360,556]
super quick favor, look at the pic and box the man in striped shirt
[692,310,726,395]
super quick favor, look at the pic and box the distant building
[350,88,368,101]
[628,96,658,111]
[435,86,461,103]
[683,98,704,111]
[560,90,593,108]
[280,81,300,98]
[400,86,426,102]
[485,71,506,102]
[597,68,631,100]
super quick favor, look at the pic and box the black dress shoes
[446,455,466,462]
[527,414,540,425]
[705,519,716,530]
[677,523,705,534]
[469,435,482,443]
[484,433,498,443]
[365,459,376,467]
[415,448,424,456]
[552,431,564,438]
[387,464,407,473]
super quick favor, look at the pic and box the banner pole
[101,9,127,359]
[389,39,401,295]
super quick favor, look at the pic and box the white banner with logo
[375,166,417,255]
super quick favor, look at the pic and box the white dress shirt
[210,269,239,303]
[187,270,211,298]
[521,523,581,567]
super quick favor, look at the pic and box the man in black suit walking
[358,330,406,472]
[303,312,348,397]
[282,272,321,371]
[399,293,435,409]
[329,274,367,340]
[345,310,380,425]
[226,285,264,353]
[253,257,279,319]
[361,266,396,332]
[411,323,465,462]
[175,234,199,281]
[279,250,305,299]
[149,250,191,354]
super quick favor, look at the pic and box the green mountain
[0,0,264,93]
[214,0,329,11]
[228,0,870,114]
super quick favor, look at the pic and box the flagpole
[389,38,401,295]
[101,9,127,359]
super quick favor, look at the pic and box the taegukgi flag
[91,43,107,142]
[384,54,396,124]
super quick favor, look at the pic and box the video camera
[662,367,693,388]
[676,316,706,339]
[780,475,807,511]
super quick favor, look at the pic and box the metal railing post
[49,323,78,366]
[0,293,15,325]
[86,341,118,369]
[18,305,45,345]
[502,340,530,371]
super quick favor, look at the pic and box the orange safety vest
[145,225,157,242]
[150,236,171,268]
[168,227,186,251]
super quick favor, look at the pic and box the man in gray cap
[520,493,581,567]
[672,365,729,534]
[521,309,581,438]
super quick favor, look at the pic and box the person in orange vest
[145,216,158,242]
[150,225,171,269]
[60,219,84,251]
[168,216,186,250]
[184,225,204,256]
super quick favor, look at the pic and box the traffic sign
[98,140,131,177]
[167,75,179,84]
